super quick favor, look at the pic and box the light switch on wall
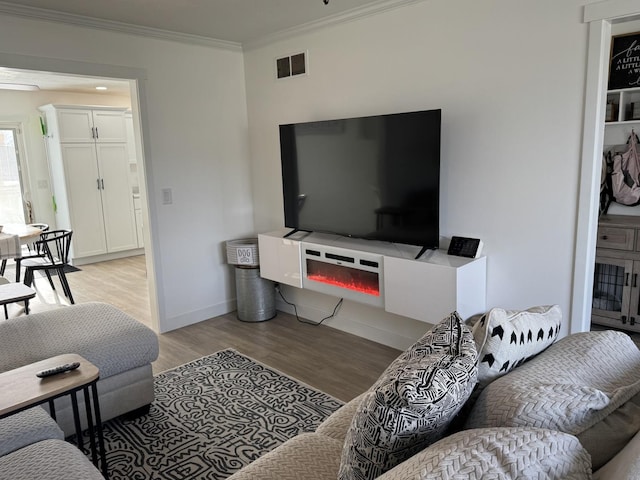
[161,188,173,205]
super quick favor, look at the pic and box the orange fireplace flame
[307,273,380,296]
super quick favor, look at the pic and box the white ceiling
[0,0,387,44]
[0,0,406,95]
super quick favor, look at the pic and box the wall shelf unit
[605,87,640,146]
[258,230,487,323]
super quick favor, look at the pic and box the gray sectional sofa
[229,307,640,480]
[0,302,159,478]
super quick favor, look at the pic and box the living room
[0,0,629,350]
[1,1,640,479]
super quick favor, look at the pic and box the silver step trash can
[226,238,276,322]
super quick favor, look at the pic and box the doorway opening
[573,4,640,337]
[0,57,158,331]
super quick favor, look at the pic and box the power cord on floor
[275,284,343,326]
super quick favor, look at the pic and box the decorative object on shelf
[605,100,619,122]
[631,102,640,121]
[608,32,640,91]
[609,130,640,206]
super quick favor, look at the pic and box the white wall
[0,15,254,332]
[0,90,130,230]
[244,0,595,348]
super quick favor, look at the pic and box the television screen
[279,109,441,249]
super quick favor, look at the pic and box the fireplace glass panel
[306,259,379,296]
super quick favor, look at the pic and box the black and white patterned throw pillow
[473,305,561,389]
[338,312,478,480]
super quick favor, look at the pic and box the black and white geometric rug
[97,349,343,479]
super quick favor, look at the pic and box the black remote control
[36,362,81,378]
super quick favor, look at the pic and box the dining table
[1,224,43,245]
[0,224,44,278]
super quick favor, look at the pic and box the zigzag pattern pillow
[473,305,561,389]
[375,427,592,480]
[338,312,478,480]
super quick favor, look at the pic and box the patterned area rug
[97,349,343,479]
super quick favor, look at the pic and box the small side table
[0,282,36,319]
[0,354,108,477]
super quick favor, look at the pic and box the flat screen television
[279,109,441,250]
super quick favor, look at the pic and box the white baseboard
[73,248,145,266]
[159,298,236,333]
[275,298,420,351]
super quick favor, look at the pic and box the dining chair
[0,223,50,282]
[22,229,75,304]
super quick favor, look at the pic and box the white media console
[257,230,487,323]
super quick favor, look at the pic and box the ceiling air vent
[276,52,307,79]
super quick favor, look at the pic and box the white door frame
[0,52,162,332]
[572,2,640,334]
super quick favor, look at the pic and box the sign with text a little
[609,32,640,90]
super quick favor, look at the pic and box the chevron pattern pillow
[473,305,561,388]
[375,427,592,480]
[338,312,478,480]
[465,330,640,470]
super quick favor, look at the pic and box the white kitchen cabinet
[40,105,139,263]
[124,111,137,164]
[57,108,127,143]
[134,196,144,248]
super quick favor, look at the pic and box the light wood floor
[3,255,401,401]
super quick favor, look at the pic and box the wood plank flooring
[2,255,401,401]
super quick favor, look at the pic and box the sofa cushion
[339,312,478,480]
[226,432,343,480]
[375,427,592,480]
[577,391,640,470]
[472,305,561,388]
[465,330,640,469]
[594,429,640,480]
[0,439,104,480]
[0,302,159,378]
[0,407,63,457]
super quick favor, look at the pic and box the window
[0,127,29,223]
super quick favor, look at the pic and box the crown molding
[0,0,424,52]
[0,1,243,51]
[243,0,426,51]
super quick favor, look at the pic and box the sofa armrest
[315,392,365,441]
[594,429,640,479]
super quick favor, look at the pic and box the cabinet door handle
[634,274,637,288]
[602,235,608,240]
[97,179,101,190]
[626,273,630,286]
[95,127,99,139]
[631,317,636,326]
[622,315,628,324]
[101,179,105,190]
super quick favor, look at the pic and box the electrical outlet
[161,188,173,205]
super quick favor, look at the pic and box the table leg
[83,387,97,466]
[48,399,56,421]
[70,391,84,452]
[91,383,108,478]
